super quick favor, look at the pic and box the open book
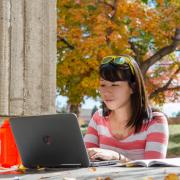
[119,158,180,167]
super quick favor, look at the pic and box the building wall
[168,117,180,124]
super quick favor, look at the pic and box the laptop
[9,113,119,168]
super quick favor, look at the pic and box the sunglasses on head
[101,55,135,75]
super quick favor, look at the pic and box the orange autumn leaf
[165,173,179,180]
[88,167,96,172]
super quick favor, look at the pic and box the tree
[176,111,180,117]
[91,105,98,117]
[57,0,180,113]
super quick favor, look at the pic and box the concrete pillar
[0,0,57,116]
[0,0,10,115]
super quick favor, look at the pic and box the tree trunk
[68,104,80,117]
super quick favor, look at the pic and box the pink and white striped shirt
[84,109,169,160]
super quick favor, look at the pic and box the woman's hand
[87,148,130,163]
[87,148,120,161]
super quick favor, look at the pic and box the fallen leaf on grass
[104,177,112,180]
[165,173,179,180]
[88,167,96,172]
[18,164,28,172]
[96,177,104,180]
[96,176,112,180]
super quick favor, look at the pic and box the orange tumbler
[0,119,21,167]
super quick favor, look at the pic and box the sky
[56,96,180,117]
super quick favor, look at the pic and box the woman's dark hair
[99,55,152,133]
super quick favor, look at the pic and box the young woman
[84,55,169,162]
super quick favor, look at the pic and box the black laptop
[9,113,119,168]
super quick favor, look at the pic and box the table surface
[1,166,180,180]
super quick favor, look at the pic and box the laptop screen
[9,113,90,168]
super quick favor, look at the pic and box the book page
[114,158,180,167]
[127,158,180,167]
[125,159,151,167]
[148,158,180,167]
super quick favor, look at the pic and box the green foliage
[176,111,180,117]
[141,0,149,4]
[168,124,180,157]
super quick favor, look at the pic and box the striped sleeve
[84,111,100,148]
[144,113,169,159]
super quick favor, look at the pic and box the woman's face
[99,78,133,110]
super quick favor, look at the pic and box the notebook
[9,113,119,168]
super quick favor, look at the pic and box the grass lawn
[167,124,180,158]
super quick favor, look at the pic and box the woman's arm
[144,112,169,159]
[84,112,100,148]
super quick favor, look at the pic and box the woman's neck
[109,104,132,125]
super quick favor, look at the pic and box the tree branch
[57,36,74,50]
[166,86,180,91]
[149,66,180,99]
[141,27,180,75]
[98,0,114,9]
[128,39,141,65]
[149,85,180,99]
[100,0,118,45]
[110,0,118,21]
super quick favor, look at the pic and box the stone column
[0,0,57,116]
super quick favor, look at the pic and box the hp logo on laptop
[42,135,52,145]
